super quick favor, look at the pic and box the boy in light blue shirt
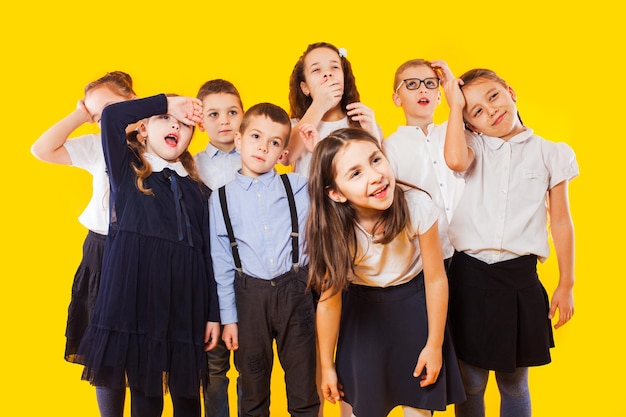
[209,103,319,417]
[194,79,244,417]
[195,79,243,192]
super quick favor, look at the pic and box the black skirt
[336,274,465,417]
[448,251,554,372]
[65,230,106,362]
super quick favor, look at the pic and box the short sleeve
[64,134,102,173]
[405,188,438,235]
[544,141,579,189]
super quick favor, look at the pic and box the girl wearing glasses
[284,42,383,177]
[383,59,466,272]
[442,68,578,417]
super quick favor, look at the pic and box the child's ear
[465,122,479,134]
[198,121,206,132]
[234,131,242,150]
[300,81,311,97]
[508,85,517,102]
[276,149,289,163]
[392,92,402,107]
[327,188,347,203]
[437,90,442,105]
[138,121,148,138]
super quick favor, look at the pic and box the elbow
[30,142,48,161]
[444,155,466,172]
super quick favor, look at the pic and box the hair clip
[338,47,347,58]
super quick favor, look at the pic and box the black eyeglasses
[395,77,440,93]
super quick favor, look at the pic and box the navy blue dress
[76,95,219,399]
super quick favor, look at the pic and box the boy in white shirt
[383,59,464,265]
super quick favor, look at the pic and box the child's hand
[299,123,321,152]
[440,73,466,111]
[413,344,442,387]
[166,96,203,126]
[222,323,239,351]
[549,284,575,329]
[346,102,381,141]
[310,75,343,114]
[320,366,344,404]
[75,99,95,124]
[204,321,220,351]
[431,60,455,84]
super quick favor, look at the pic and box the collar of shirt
[205,142,239,159]
[397,122,436,136]
[234,169,277,190]
[143,152,189,177]
[480,127,534,150]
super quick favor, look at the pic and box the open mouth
[165,133,179,147]
[370,184,388,199]
[418,98,430,105]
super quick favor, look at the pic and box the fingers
[553,305,575,329]
[346,102,374,123]
[323,384,342,404]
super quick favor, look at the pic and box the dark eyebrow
[343,149,378,176]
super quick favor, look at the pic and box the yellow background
[2,1,624,416]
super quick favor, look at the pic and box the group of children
[32,41,578,417]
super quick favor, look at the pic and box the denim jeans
[205,336,232,417]
[455,361,531,417]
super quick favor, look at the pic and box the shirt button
[269,259,275,265]
[264,225,268,231]
[257,193,262,198]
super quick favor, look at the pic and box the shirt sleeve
[543,141,579,189]
[208,188,239,324]
[63,133,101,173]
[100,94,168,193]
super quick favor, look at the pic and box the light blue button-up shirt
[195,143,242,191]
[209,169,310,324]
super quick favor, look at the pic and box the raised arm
[440,72,474,172]
[284,75,343,165]
[31,100,93,165]
[547,180,575,329]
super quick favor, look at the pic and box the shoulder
[282,172,309,195]
[403,187,438,230]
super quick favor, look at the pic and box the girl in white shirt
[442,68,578,417]
[31,71,136,417]
[305,128,465,417]
[284,42,382,177]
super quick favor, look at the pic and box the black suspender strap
[280,174,300,271]
[218,174,300,276]
[218,185,243,275]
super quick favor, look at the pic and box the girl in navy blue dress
[76,94,220,417]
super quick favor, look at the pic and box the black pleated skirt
[65,230,106,362]
[336,274,466,417]
[448,251,554,372]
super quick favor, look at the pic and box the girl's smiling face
[462,78,525,140]
[328,139,395,224]
[140,114,194,162]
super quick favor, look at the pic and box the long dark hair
[288,42,360,127]
[305,128,414,297]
